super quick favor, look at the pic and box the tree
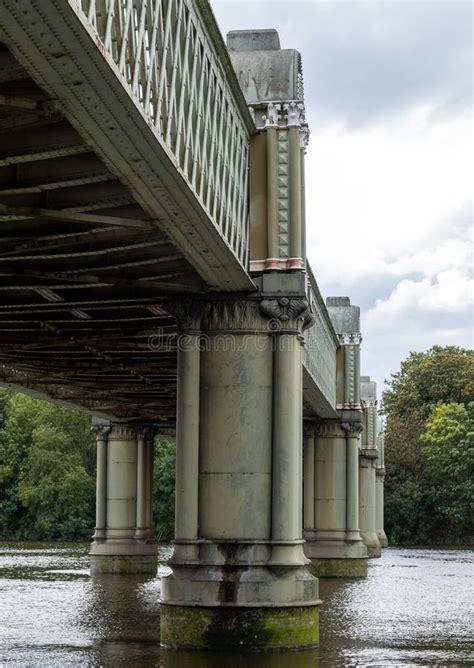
[153,437,176,540]
[382,346,474,544]
[421,402,474,537]
[0,391,95,540]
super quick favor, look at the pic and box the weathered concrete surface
[376,468,389,548]
[308,557,367,579]
[161,296,320,649]
[359,449,382,558]
[160,605,318,651]
[90,422,157,574]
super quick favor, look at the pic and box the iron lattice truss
[77,0,253,267]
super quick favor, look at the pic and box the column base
[377,530,389,548]
[307,557,367,578]
[160,604,319,651]
[90,540,158,574]
[360,532,382,558]
[304,539,368,577]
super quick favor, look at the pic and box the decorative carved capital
[165,299,209,333]
[361,399,378,409]
[108,423,138,441]
[259,297,310,332]
[91,423,111,439]
[204,299,266,332]
[341,421,363,438]
[338,332,362,345]
[300,124,310,149]
[283,101,305,127]
[314,420,346,438]
[264,102,281,128]
[303,421,316,438]
[136,424,155,442]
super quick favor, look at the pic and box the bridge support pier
[303,419,367,577]
[359,448,382,557]
[376,467,388,547]
[160,297,320,651]
[90,421,157,574]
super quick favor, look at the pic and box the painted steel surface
[73,0,253,268]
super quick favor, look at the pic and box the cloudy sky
[212,0,473,397]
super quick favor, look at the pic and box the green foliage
[383,346,474,545]
[421,402,474,536]
[153,437,176,541]
[0,390,96,540]
[0,389,178,542]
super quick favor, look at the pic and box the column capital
[341,421,363,438]
[108,423,138,441]
[313,419,346,438]
[299,125,310,150]
[165,298,209,333]
[260,297,313,332]
[91,421,111,439]
[136,424,155,442]
[361,399,378,409]
[263,102,281,128]
[303,421,316,438]
[338,332,362,345]
[283,101,305,128]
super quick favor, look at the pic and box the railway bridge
[0,0,386,650]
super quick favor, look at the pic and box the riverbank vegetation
[0,392,176,541]
[1,344,472,545]
[383,346,474,545]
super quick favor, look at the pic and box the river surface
[0,543,472,667]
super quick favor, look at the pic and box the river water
[0,543,472,666]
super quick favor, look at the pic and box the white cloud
[306,107,473,284]
[212,0,473,395]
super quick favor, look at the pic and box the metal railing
[304,263,338,409]
[72,0,254,266]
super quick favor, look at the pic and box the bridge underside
[0,42,209,423]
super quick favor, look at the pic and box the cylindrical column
[313,421,347,543]
[174,330,201,562]
[376,468,388,547]
[106,424,138,542]
[359,450,381,557]
[271,332,303,564]
[145,435,154,534]
[92,422,110,541]
[90,420,157,574]
[342,422,363,542]
[303,425,315,530]
[135,428,147,541]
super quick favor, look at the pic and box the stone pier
[303,297,368,577]
[359,378,382,558]
[376,424,389,547]
[90,420,157,574]
[160,294,320,650]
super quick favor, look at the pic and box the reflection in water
[0,542,473,666]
